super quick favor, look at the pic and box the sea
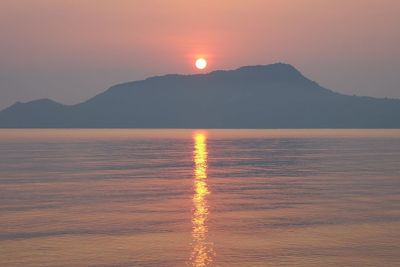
[0,129,399,267]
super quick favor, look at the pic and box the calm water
[0,129,400,267]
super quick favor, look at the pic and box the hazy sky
[0,0,399,109]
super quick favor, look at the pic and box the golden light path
[190,132,214,266]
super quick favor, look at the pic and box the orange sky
[0,0,399,108]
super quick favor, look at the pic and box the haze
[0,0,399,109]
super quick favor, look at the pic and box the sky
[0,0,399,109]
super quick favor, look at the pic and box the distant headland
[1,63,399,128]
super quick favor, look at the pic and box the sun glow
[195,58,207,70]
[190,132,214,266]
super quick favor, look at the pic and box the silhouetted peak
[236,63,296,71]
[20,98,62,107]
[235,63,304,79]
[30,98,58,104]
[194,63,306,84]
[3,98,63,112]
[109,63,307,92]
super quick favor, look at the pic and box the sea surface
[0,129,399,267]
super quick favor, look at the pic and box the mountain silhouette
[1,63,400,128]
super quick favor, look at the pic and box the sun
[195,58,207,70]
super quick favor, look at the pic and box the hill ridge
[1,63,399,128]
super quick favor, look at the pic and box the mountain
[1,63,400,128]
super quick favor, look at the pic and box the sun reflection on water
[190,132,214,267]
